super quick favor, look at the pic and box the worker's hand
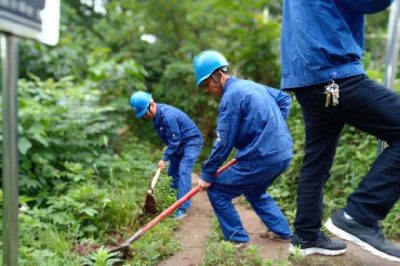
[198,178,211,190]
[158,160,166,171]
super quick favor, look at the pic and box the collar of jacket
[222,76,237,96]
[153,103,163,127]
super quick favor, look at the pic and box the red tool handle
[123,158,238,246]
[142,186,201,233]
[216,158,237,176]
[142,158,237,233]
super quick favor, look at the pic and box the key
[332,93,339,106]
[332,84,340,106]
[325,92,332,107]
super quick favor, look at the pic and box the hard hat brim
[196,72,211,86]
[135,106,148,118]
[195,64,229,86]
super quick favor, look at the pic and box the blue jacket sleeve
[201,102,240,183]
[265,86,291,120]
[162,115,181,161]
[335,0,393,14]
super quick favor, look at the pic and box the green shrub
[131,219,181,266]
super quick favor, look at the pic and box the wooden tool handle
[148,167,162,193]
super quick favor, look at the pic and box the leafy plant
[288,245,305,264]
[83,247,122,266]
[201,218,264,266]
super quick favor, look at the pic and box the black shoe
[289,233,347,256]
[325,209,400,262]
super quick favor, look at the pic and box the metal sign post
[377,0,400,156]
[1,33,19,266]
[0,1,60,265]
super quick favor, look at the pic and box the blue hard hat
[193,50,229,86]
[130,91,152,118]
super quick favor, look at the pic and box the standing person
[130,91,203,219]
[193,50,293,244]
[281,0,400,262]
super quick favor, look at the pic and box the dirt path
[158,177,399,266]
[158,174,213,266]
[234,202,290,260]
[236,201,399,266]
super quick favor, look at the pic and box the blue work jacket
[281,0,394,89]
[153,104,203,161]
[201,77,293,183]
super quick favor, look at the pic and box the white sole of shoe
[325,218,400,262]
[289,243,347,256]
[174,213,188,220]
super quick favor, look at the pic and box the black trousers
[294,74,400,241]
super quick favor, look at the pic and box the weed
[83,247,122,266]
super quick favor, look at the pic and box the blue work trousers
[207,159,292,243]
[294,75,400,241]
[168,141,202,211]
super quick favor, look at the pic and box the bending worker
[193,50,293,244]
[130,91,203,219]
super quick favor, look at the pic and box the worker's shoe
[259,230,292,242]
[325,209,400,262]
[289,233,347,256]
[228,240,249,250]
[174,209,188,220]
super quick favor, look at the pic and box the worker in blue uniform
[130,91,203,219]
[281,0,400,262]
[193,50,293,244]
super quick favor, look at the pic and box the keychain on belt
[324,80,340,107]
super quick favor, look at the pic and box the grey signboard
[0,0,59,45]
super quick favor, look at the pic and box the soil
[158,174,213,266]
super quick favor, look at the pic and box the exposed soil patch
[158,174,214,266]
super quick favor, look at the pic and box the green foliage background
[0,0,399,264]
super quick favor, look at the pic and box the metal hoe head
[144,191,157,214]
